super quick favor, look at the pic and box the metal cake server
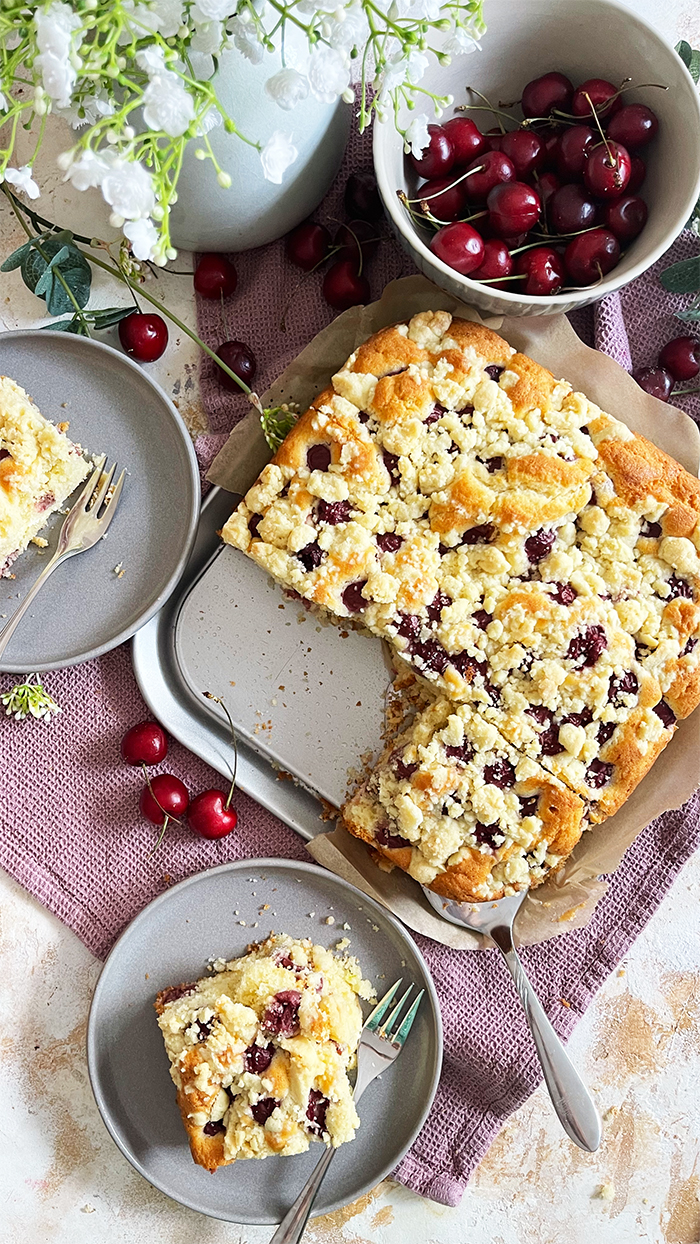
[423,886,601,1152]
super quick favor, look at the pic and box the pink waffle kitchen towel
[2,121,700,1208]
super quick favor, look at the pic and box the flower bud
[217,171,232,188]
[194,148,207,160]
[109,212,125,228]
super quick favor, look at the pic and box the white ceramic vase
[169,45,351,253]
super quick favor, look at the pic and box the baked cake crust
[222,312,700,902]
[155,934,373,1172]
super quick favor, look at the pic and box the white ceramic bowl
[373,0,700,317]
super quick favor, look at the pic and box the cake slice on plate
[0,375,89,577]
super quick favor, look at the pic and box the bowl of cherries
[372,0,700,317]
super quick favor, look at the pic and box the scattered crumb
[617,968,625,976]
[324,915,335,925]
[260,904,270,911]
[371,924,379,932]
[335,938,350,951]
[596,1183,615,1201]
[113,562,126,578]
[251,922,258,928]
[238,920,247,926]
[603,1106,618,1121]
[30,536,48,548]
[308,912,316,918]
[560,998,571,1008]
[342,922,351,931]
[80,1204,95,1214]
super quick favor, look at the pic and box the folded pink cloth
[1,122,699,1206]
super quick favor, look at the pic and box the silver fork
[269,979,424,1244]
[0,455,125,660]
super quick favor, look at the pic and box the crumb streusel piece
[0,376,89,576]
[343,699,585,901]
[155,933,374,1172]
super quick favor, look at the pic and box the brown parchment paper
[207,275,700,949]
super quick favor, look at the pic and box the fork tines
[365,978,424,1047]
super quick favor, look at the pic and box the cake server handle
[490,923,601,1153]
[0,547,65,660]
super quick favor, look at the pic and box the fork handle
[492,930,601,1153]
[0,548,65,661]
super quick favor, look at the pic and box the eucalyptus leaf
[34,246,73,298]
[676,39,693,68]
[675,307,700,322]
[691,50,700,85]
[39,317,84,333]
[0,241,32,272]
[90,306,135,330]
[660,256,700,293]
[20,236,92,314]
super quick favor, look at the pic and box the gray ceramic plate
[0,331,199,672]
[86,859,442,1224]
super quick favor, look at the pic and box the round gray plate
[86,859,442,1224]
[0,331,199,672]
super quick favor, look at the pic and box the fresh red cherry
[430,221,485,275]
[409,125,454,179]
[484,128,504,152]
[118,312,168,362]
[188,788,238,839]
[470,238,513,282]
[322,258,370,310]
[565,228,620,284]
[193,253,238,300]
[603,194,648,242]
[549,182,598,234]
[627,156,646,194]
[498,131,544,179]
[442,117,489,165]
[139,774,190,825]
[607,104,659,150]
[539,126,563,171]
[462,150,516,201]
[534,171,561,207]
[521,71,574,118]
[344,170,383,221]
[417,175,465,221]
[658,336,700,382]
[333,219,379,265]
[487,181,541,236]
[584,141,631,198]
[571,78,622,119]
[216,341,257,390]
[121,721,168,766]
[285,221,331,270]
[631,366,673,402]
[514,246,566,296]
[556,126,596,180]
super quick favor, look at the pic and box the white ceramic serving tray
[133,488,394,838]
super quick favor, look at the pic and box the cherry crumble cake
[222,312,700,902]
[0,376,89,577]
[155,933,373,1171]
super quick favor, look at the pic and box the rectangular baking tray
[132,488,394,842]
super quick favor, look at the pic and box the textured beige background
[2,2,700,1239]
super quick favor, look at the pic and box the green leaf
[0,241,32,272]
[20,236,92,315]
[40,317,84,334]
[90,306,134,330]
[676,40,700,83]
[34,246,73,298]
[676,39,692,67]
[676,306,700,322]
[660,256,700,293]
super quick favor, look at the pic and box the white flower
[189,19,222,54]
[265,68,309,111]
[191,0,233,19]
[126,0,183,38]
[124,217,159,260]
[0,92,7,112]
[442,25,480,55]
[142,71,195,136]
[196,105,222,135]
[404,113,431,158]
[34,1,83,108]
[136,44,168,75]
[101,158,156,219]
[325,3,368,51]
[405,50,429,84]
[62,148,111,190]
[3,165,40,199]
[307,45,350,104]
[259,131,298,184]
[229,17,264,64]
[56,88,115,129]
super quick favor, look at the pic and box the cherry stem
[147,816,170,860]
[585,93,615,166]
[402,164,486,205]
[671,385,700,396]
[203,692,238,808]
[462,86,515,132]
[477,273,528,284]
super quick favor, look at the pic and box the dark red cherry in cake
[565,228,620,284]
[514,246,566,296]
[344,170,383,221]
[188,788,238,839]
[631,366,673,402]
[118,312,168,362]
[487,181,541,236]
[658,336,700,382]
[462,150,515,200]
[322,258,370,310]
[442,116,489,165]
[121,721,168,766]
[409,124,454,178]
[571,78,622,119]
[139,774,190,825]
[285,221,331,270]
[521,71,573,118]
[216,340,257,390]
[606,104,659,149]
[584,141,632,198]
[603,195,647,242]
[556,125,596,179]
[193,253,238,299]
[430,221,485,275]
